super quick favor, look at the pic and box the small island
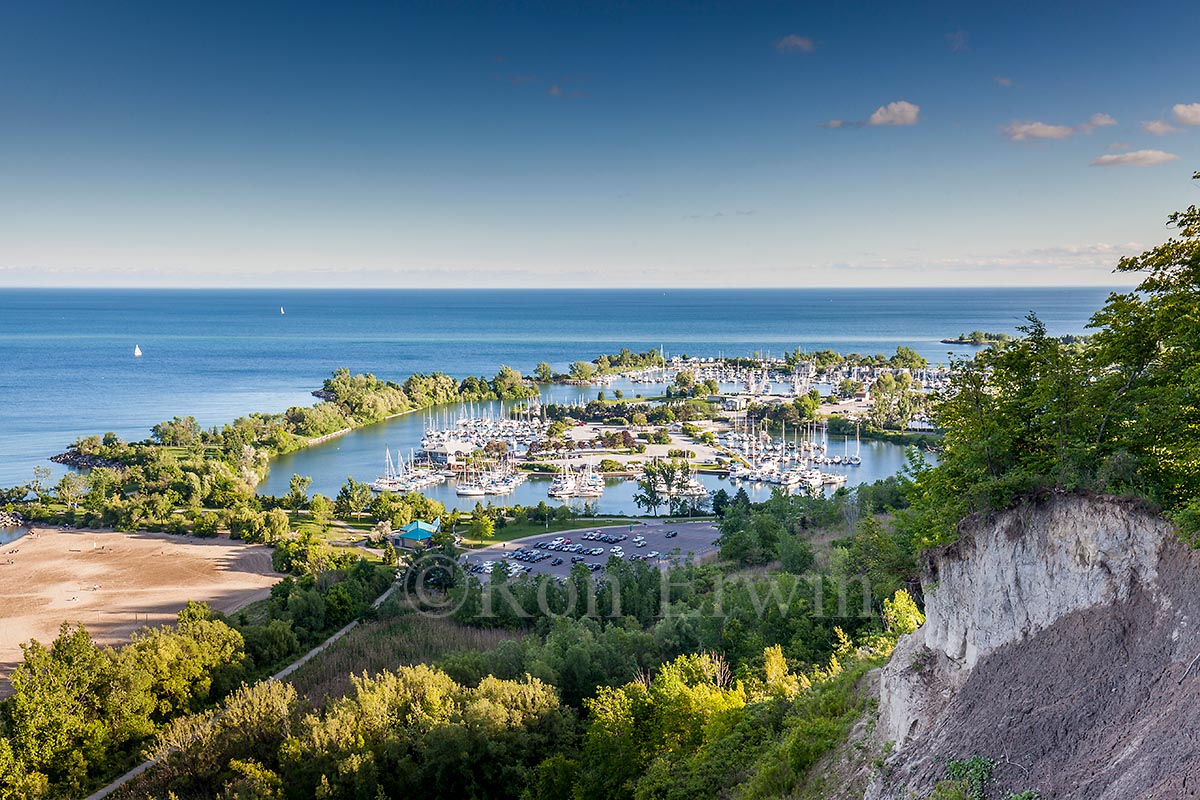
[941,330,1012,345]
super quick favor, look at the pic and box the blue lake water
[0,287,1114,491]
[0,527,29,547]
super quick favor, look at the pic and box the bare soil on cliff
[877,532,1200,799]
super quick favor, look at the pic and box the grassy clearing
[459,517,641,547]
[285,613,520,705]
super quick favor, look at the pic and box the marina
[260,379,925,515]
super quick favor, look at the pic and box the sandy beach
[0,527,281,695]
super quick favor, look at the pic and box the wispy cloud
[1142,119,1180,135]
[823,100,920,129]
[946,30,969,53]
[548,85,562,97]
[1173,103,1200,126]
[994,76,1013,87]
[1090,149,1179,168]
[684,209,756,220]
[1003,121,1075,140]
[775,34,816,53]
[1003,113,1116,141]
[1078,112,1117,133]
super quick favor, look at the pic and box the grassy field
[284,613,520,705]
[459,517,642,547]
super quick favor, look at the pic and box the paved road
[463,519,721,580]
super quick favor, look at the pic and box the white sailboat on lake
[133,344,142,358]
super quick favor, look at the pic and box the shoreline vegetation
[941,329,1089,346]
[2,343,949,540]
[940,330,1012,345]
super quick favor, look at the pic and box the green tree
[286,474,311,510]
[468,514,495,541]
[263,509,291,543]
[54,472,87,509]
[837,378,864,399]
[308,494,333,528]
[334,477,372,521]
[492,365,532,398]
[569,361,597,381]
[633,464,669,516]
[150,416,202,446]
[882,589,925,635]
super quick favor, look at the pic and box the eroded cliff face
[870,494,1200,799]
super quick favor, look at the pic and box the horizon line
[0,283,1136,291]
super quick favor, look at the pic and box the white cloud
[1077,113,1117,134]
[867,100,920,126]
[1003,112,1118,141]
[1089,149,1180,168]
[775,34,815,53]
[1172,103,1200,126]
[1142,120,1180,135]
[821,119,847,129]
[994,76,1013,87]
[946,30,969,53]
[1003,121,1075,140]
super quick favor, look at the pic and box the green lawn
[286,511,375,543]
[459,517,642,547]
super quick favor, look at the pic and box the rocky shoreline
[50,449,123,470]
[0,510,24,527]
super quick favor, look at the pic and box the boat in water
[133,344,142,357]
[548,472,577,498]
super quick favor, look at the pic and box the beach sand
[0,527,281,695]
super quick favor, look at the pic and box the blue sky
[1,0,1197,287]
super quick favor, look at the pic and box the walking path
[83,581,399,800]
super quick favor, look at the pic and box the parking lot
[461,519,721,581]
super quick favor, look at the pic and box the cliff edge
[869,493,1200,799]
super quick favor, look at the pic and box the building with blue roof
[392,518,441,550]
